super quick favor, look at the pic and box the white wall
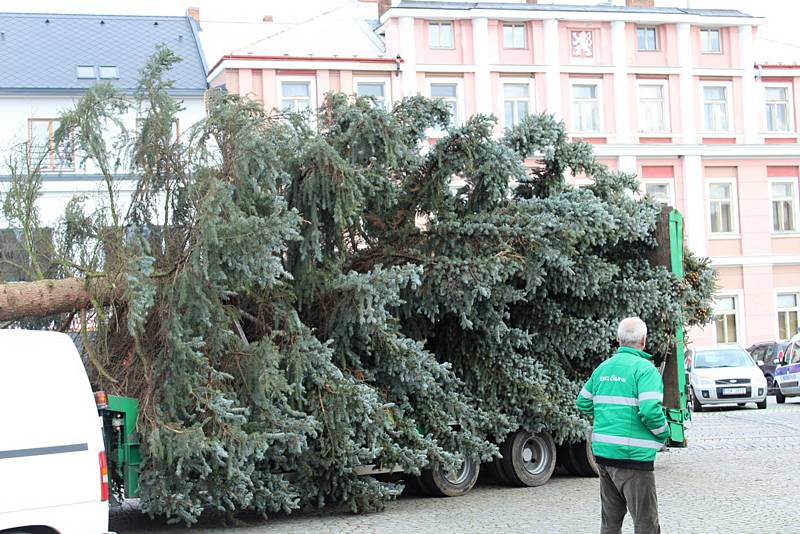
[0,94,206,227]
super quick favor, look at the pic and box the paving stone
[112,397,800,533]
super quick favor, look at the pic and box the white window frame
[427,78,465,133]
[776,289,800,340]
[706,178,739,237]
[713,292,744,345]
[636,26,659,52]
[503,23,527,49]
[428,21,455,50]
[569,79,603,134]
[642,180,675,207]
[277,76,316,113]
[500,78,535,128]
[353,76,392,109]
[769,178,799,234]
[636,80,670,133]
[700,81,734,134]
[700,28,722,54]
[763,82,793,134]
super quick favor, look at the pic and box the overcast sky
[2,0,798,63]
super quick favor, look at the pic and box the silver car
[687,346,768,411]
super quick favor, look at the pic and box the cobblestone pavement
[113,397,800,533]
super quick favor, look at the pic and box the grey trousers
[597,464,661,534]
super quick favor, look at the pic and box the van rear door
[0,330,106,516]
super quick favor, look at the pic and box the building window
[644,182,673,206]
[356,80,388,108]
[98,66,119,79]
[281,81,312,112]
[28,119,73,171]
[765,86,791,132]
[76,65,96,79]
[503,82,530,127]
[429,21,454,49]
[778,293,800,340]
[700,28,722,53]
[708,181,736,234]
[571,83,600,132]
[503,23,526,49]
[771,181,798,233]
[430,82,459,126]
[714,296,739,344]
[638,83,668,132]
[636,26,658,51]
[702,85,730,132]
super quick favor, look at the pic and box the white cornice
[593,144,800,159]
[381,8,762,27]
[712,255,800,267]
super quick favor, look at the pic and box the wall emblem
[571,30,594,57]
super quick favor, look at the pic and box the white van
[0,330,110,534]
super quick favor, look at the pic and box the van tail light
[94,390,108,410]
[99,451,109,502]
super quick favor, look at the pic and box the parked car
[746,341,790,394]
[775,331,800,404]
[0,330,111,534]
[686,346,768,411]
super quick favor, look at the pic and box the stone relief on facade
[571,30,594,57]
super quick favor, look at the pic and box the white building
[0,12,208,227]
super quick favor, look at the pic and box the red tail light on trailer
[94,390,108,409]
[99,451,109,501]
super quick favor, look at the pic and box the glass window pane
[771,182,792,198]
[76,65,95,78]
[30,121,50,146]
[715,317,726,341]
[640,85,663,99]
[282,82,309,97]
[517,101,529,120]
[573,85,597,99]
[98,66,118,79]
[726,314,737,342]
[766,87,787,101]
[716,296,735,312]
[778,294,798,309]
[514,26,525,48]
[429,23,439,46]
[442,24,453,47]
[503,83,528,98]
[503,25,513,48]
[504,102,514,127]
[704,86,725,100]
[431,84,457,98]
[357,82,385,98]
[709,183,731,200]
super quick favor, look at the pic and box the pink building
[207,0,800,348]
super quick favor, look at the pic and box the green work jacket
[576,346,670,470]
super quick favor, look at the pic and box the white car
[687,346,768,411]
[0,330,112,534]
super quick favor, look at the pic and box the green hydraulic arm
[661,208,690,447]
[98,394,141,501]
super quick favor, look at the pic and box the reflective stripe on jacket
[575,346,670,465]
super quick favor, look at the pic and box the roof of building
[392,1,756,19]
[204,4,385,66]
[0,12,207,95]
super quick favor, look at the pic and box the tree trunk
[0,276,123,321]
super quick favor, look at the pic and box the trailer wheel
[567,439,599,477]
[556,442,580,477]
[483,454,511,485]
[500,430,556,487]
[420,455,480,497]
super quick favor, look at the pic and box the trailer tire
[500,430,556,487]
[420,455,480,497]
[568,439,599,477]
[556,442,581,476]
[483,454,511,485]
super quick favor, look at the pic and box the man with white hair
[576,316,670,534]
